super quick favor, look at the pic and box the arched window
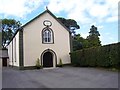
[42,28,54,43]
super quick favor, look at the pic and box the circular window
[43,20,52,27]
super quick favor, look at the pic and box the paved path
[2,67,118,88]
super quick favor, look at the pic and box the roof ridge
[7,9,71,46]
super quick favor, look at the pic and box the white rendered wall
[23,12,71,67]
[8,32,19,66]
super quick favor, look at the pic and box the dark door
[2,58,7,67]
[43,52,53,67]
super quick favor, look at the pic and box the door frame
[41,49,57,68]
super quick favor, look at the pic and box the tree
[87,25,101,47]
[58,17,81,51]
[2,19,21,48]
[72,34,83,51]
[57,17,80,35]
[72,34,92,50]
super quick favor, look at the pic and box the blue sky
[0,0,119,45]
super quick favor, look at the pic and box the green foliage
[57,58,63,67]
[2,19,21,27]
[57,17,80,35]
[58,18,101,51]
[89,25,100,36]
[70,42,120,69]
[72,25,101,51]
[2,19,21,48]
[72,34,83,51]
[87,25,101,47]
[35,58,42,69]
[82,39,90,48]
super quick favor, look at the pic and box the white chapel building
[7,9,72,69]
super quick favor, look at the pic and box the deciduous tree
[2,19,21,48]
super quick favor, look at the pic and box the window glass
[42,28,53,43]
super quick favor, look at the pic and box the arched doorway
[43,52,53,67]
[41,49,57,68]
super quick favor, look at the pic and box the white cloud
[1,0,118,24]
[48,0,119,24]
[48,0,77,14]
[89,4,109,18]
[106,16,118,22]
[0,0,43,18]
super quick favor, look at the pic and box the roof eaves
[22,10,47,28]
[7,10,47,46]
[7,9,71,46]
[7,27,23,46]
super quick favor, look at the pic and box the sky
[0,0,119,45]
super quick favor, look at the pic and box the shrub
[57,58,63,67]
[70,42,120,69]
[35,58,42,69]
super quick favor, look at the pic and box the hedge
[70,42,120,68]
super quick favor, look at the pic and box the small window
[42,28,54,44]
